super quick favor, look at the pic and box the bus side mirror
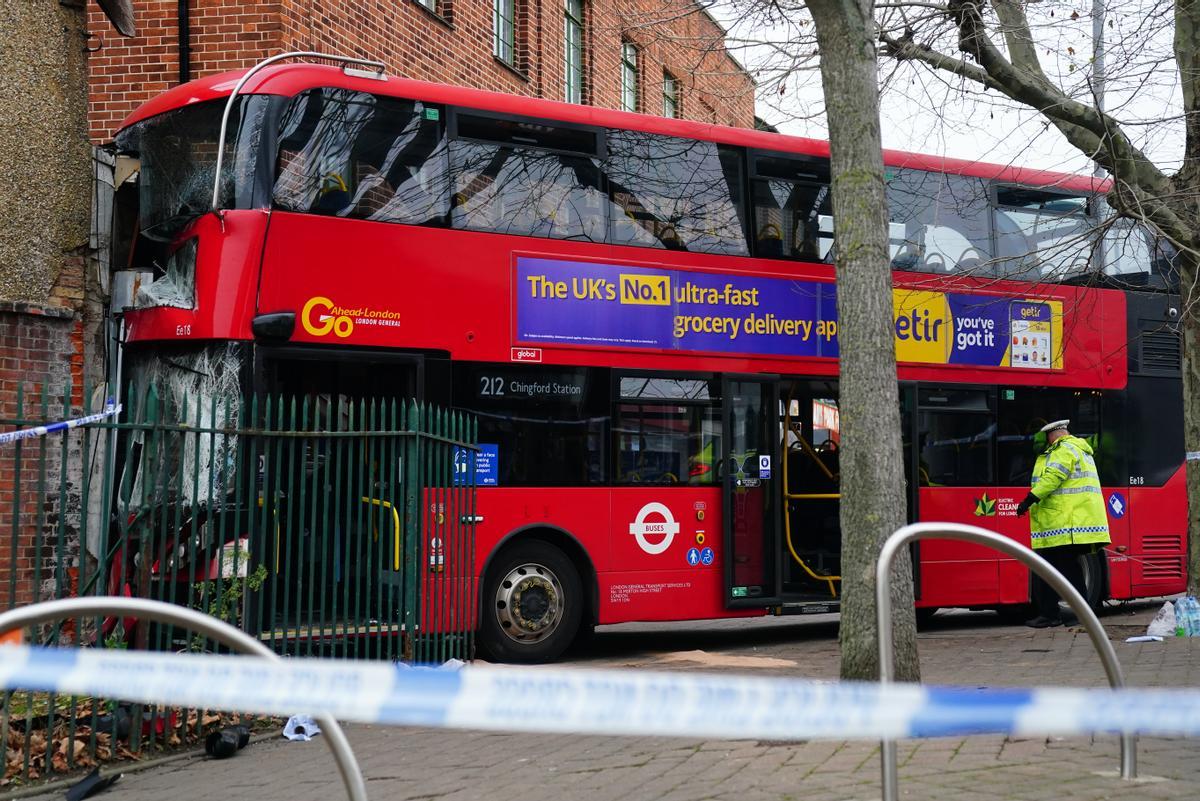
[252,312,296,341]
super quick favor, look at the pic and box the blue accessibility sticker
[700,547,714,566]
[686,548,701,566]
[1108,492,1127,519]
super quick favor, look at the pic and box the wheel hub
[494,562,563,644]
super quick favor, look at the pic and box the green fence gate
[0,382,477,785]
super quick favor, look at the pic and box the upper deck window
[886,169,992,275]
[750,153,832,262]
[450,114,607,241]
[113,96,269,309]
[607,130,748,255]
[993,186,1094,280]
[1103,216,1177,287]
[115,97,266,240]
[272,88,449,225]
[456,112,600,153]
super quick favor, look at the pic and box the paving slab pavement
[22,601,1200,801]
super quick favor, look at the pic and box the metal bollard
[875,522,1136,801]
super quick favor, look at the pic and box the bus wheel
[1079,550,1107,610]
[480,541,582,663]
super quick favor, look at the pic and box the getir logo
[302,296,353,338]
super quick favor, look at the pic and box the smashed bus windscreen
[115,97,269,241]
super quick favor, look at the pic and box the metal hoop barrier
[211,51,387,210]
[875,523,1136,801]
[0,597,368,801]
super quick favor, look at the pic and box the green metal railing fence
[0,382,476,786]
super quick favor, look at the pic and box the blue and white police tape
[1,645,1199,740]
[0,402,122,446]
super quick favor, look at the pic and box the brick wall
[0,304,86,612]
[87,0,754,141]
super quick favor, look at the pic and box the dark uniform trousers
[1032,543,1095,620]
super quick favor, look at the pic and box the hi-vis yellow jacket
[1029,435,1111,549]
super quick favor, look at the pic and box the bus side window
[886,169,991,274]
[916,388,994,488]
[451,364,608,487]
[997,388,1092,487]
[993,187,1093,281]
[614,377,722,485]
[606,131,749,255]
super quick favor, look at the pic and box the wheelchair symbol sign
[758,455,771,479]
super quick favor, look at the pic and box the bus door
[722,375,782,606]
[779,380,842,603]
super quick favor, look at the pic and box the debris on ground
[282,716,321,742]
[1146,601,1176,638]
[64,767,120,801]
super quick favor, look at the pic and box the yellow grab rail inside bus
[361,497,402,571]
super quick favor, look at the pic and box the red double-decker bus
[109,54,1186,661]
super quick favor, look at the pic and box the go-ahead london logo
[629,502,679,555]
[301,296,403,339]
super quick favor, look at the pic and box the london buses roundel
[629,502,680,555]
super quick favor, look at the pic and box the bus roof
[119,63,1106,194]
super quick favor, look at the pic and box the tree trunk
[1182,250,1200,598]
[808,0,920,681]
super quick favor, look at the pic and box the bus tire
[479,540,582,664]
[1079,549,1107,611]
[915,607,940,629]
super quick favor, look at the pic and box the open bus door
[778,379,842,606]
[774,380,920,608]
[722,375,783,607]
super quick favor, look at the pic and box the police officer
[1015,419,1110,628]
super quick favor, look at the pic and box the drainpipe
[178,0,190,84]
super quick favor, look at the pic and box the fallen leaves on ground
[3,707,276,785]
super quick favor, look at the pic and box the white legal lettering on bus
[629,502,680,555]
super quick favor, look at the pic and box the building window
[495,0,516,64]
[662,71,678,118]
[621,42,638,112]
[415,0,436,12]
[564,0,584,103]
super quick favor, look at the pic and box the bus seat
[757,222,783,257]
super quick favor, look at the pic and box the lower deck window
[452,364,608,486]
[614,402,721,485]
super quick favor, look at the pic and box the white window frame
[621,42,638,112]
[564,0,584,103]
[662,71,678,118]
[495,0,516,64]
